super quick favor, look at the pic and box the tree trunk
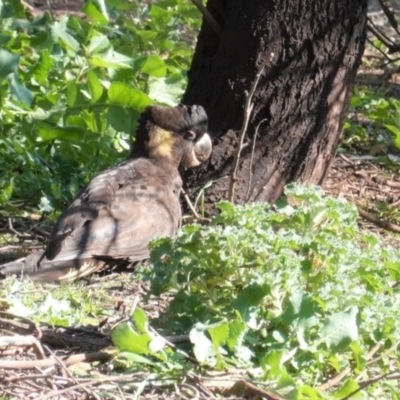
[183,0,368,211]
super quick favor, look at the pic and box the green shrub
[113,184,400,398]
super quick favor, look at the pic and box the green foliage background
[0,0,201,214]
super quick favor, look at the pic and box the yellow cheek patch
[150,126,178,158]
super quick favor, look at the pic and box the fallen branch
[357,205,400,234]
[0,349,114,369]
[0,311,42,338]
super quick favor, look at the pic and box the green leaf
[232,284,269,328]
[87,34,110,54]
[208,321,229,350]
[0,1,14,19]
[0,48,19,81]
[8,73,34,106]
[332,379,363,399]
[141,55,167,78]
[66,115,87,128]
[385,124,400,149]
[106,106,138,134]
[120,352,156,365]
[0,176,14,202]
[66,81,77,107]
[132,308,149,334]
[318,307,359,352]
[32,50,53,86]
[149,4,171,26]
[261,350,284,380]
[37,123,85,142]
[106,0,137,11]
[148,74,186,106]
[111,321,150,354]
[282,291,318,329]
[81,110,103,133]
[189,323,216,365]
[108,82,153,110]
[86,70,103,103]
[226,319,246,352]
[82,0,108,26]
[52,18,80,52]
[90,48,133,69]
[4,0,24,16]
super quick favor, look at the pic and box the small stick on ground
[357,205,400,234]
[228,56,272,203]
[182,189,201,219]
[0,335,45,360]
[45,345,100,400]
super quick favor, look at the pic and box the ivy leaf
[318,307,359,352]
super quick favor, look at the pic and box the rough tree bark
[183,0,368,210]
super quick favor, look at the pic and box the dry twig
[341,370,400,400]
[357,204,400,233]
[228,57,272,202]
[318,342,382,391]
